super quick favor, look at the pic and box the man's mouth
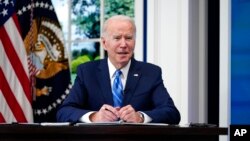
[117,52,128,55]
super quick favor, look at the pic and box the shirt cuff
[79,111,95,123]
[140,112,152,123]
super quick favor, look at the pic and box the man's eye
[114,37,121,40]
[125,37,133,40]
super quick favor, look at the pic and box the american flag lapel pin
[134,73,139,77]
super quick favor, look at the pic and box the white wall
[146,0,208,124]
[220,0,230,128]
[220,0,230,140]
[136,1,229,139]
[134,0,144,61]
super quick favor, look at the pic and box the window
[52,0,134,82]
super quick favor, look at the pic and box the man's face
[102,20,135,69]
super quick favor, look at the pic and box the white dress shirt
[80,58,152,123]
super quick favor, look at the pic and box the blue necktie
[112,70,123,107]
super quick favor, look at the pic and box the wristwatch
[139,112,144,123]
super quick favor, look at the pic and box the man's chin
[117,59,130,67]
[118,60,128,64]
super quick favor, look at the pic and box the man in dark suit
[56,15,180,124]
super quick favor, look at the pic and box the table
[0,124,228,141]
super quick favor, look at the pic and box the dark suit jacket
[56,58,180,124]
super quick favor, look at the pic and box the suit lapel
[97,59,113,105]
[123,59,141,105]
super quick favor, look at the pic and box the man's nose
[120,38,127,47]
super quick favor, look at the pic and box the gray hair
[102,15,136,37]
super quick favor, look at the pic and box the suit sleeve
[56,65,91,122]
[143,68,181,124]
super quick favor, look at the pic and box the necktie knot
[115,70,122,77]
[112,70,123,107]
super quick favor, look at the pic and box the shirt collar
[107,58,131,79]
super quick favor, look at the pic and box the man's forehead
[112,33,134,36]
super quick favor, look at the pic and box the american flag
[16,0,71,122]
[0,0,33,123]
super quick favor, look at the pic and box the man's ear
[101,37,107,50]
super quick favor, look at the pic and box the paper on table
[75,121,122,126]
[123,122,169,126]
[75,121,169,126]
[40,122,71,126]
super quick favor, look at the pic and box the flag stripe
[0,69,27,122]
[12,13,22,36]
[0,90,16,123]
[0,112,6,123]
[0,19,32,104]
[5,14,30,77]
[0,41,33,122]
